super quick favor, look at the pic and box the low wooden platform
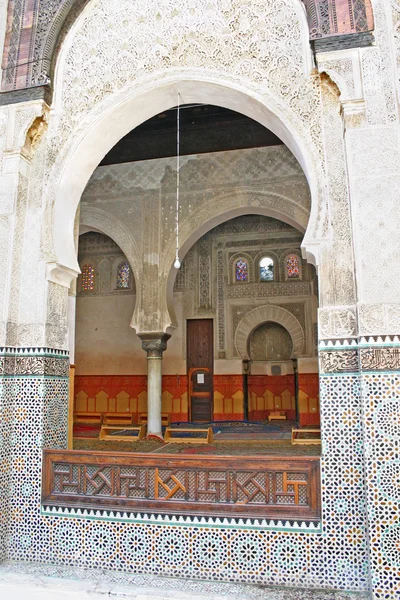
[99,424,146,442]
[103,413,133,426]
[164,427,213,444]
[292,428,321,445]
[139,412,171,426]
[74,412,102,424]
[268,411,287,421]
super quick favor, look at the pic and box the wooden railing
[42,450,321,521]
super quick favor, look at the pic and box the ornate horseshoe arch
[234,304,305,359]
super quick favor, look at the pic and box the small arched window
[81,264,95,291]
[235,258,248,282]
[260,257,274,281]
[286,254,300,278]
[117,262,130,289]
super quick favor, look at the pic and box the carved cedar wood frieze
[42,450,321,521]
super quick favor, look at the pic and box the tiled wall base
[74,374,319,424]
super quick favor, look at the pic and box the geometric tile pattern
[360,350,400,599]
[2,342,398,596]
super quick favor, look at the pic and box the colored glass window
[81,264,95,291]
[260,257,274,281]
[286,254,300,278]
[117,262,130,288]
[235,259,248,282]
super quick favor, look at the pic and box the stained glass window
[235,259,248,282]
[260,257,274,281]
[81,264,95,291]
[286,254,300,278]
[117,262,130,288]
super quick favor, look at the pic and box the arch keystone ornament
[234,305,305,359]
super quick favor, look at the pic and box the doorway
[187,319,213,422]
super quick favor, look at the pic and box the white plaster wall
[75,295,144,375]
[298,357,319,373]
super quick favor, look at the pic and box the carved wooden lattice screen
[43,450,321,521]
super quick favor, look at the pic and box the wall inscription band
[360,346,400,371]
[43,450,321,521]
[319,349,359,374]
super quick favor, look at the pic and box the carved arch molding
[1,0,374,97]
[234,305,305,360]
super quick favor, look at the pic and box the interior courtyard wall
[75,215,318,373]
[74,217,319,421]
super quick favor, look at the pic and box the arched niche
[235,305,305,359]
[249,322,294,361]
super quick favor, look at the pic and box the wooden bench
[103,413,133,426]
[268,411,287,421]
[292,428,321,445]
[74,412,102,424]
[164,427,213,444]
[139,413,171,427]
[99,424,146,441]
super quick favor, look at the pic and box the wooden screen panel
[42,450,321,521]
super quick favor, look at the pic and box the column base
[146,433,164,442]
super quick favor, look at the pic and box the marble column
[139,333,170,437]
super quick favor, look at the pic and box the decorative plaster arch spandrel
[43,0,330,281]
[234,304,305,359]
[0,1,374,94]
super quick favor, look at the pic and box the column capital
[139,333,171,358]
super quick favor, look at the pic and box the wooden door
[187,319,213,422]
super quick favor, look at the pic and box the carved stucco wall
[235,304,305,359]
[0,0,363,347]
[42,0,330,300]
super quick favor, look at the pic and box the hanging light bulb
[174,93,181,270]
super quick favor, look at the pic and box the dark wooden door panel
[187,319,213,370]
[187,320,213,422]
